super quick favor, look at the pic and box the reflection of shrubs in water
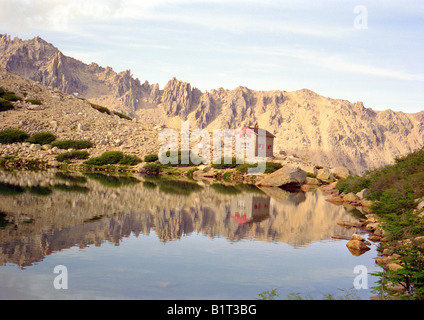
[211,183,241,195]
[211,183,264,195]
[0,182,26,196]
[55,172,88,184]
[52,184,89,193]
[142,181,157,190]
[143,176,203,195]
[84,172,140,188]
[27,186,53,196]
[84,215,104,223]
[0,212,12,229]
[0,180,89,196]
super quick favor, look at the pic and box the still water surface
[0,170,381,299]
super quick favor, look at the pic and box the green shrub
[144,154,159,162]
[56,150,89,162]
[143,163,163,174]
[25,99,42,105]
[211,157,239,169]
[0,129,30,144]
[89,103,110,114]
[84,151,139,166]
[0,98,13,111]
[119,154,142,166]
[336,176,371,195]
[113,111,132,120]
[265,162,283,173]
[0,87,5,96]
[26,131,56,145]
[187,168,198,179]
[235,161,282,174]
[353,146,424,299]
[97,151,124,163]
[1,92,22,102]
[159,150,205,166]
[89,102,132,120]
[51,140,93,150]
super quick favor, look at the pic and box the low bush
[89,102,132,120]
[234,161,283,174]
[56,150,90,162]
[0,92,22,102]
[0,98,13,111]
[0,129,30,144]
[89,102,110,114]
[211,157,239,169]
[26,131,56,145]
[118,154,142,166]
[25,99,42,105]
[143,163,163,174]
[84,151,141,166]
[336,175,371,195]
[159,150,205,166]
[51,140,93,150]
[84,151,123,166]
[113,111,132,120]
[144,154,159,162]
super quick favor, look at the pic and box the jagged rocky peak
[161,77,201,118]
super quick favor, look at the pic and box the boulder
[343,192,360,202]
[365,222,380,232]
[327,196,345,204]
[387,263,403,271]
[256,166,307,188]
[316,168,335,180]
[331,166,350,179]
[351,234,365,242]
[298,164,317,176]
[29,144,41,151]
[306,177,320,185]
[346,239,370,252]
[356,188,371,200]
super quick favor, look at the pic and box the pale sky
[0,0,423,113]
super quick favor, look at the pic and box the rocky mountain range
[1,33,424,174]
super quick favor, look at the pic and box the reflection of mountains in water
[0,170,358,268]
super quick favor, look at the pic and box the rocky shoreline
[320,181,424,299]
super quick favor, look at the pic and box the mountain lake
[0,169,381,299]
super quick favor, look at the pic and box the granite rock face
[256,166,307,188]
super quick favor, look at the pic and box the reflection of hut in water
[230,194,270,226]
